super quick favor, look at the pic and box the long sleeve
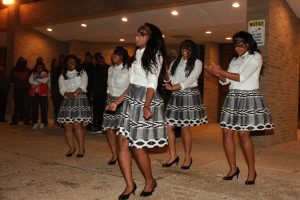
[29,73,39,86]
[58,75,66,97]
[179,59,202,90]
[36,72,49,84]
[147,54,163,90]
[79,71,88,91]
[239,53,262,83]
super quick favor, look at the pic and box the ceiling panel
[34,0,247,44]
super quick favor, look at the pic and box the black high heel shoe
[76,149,85,158]
[119,182,137,200]
[65,149,76,157]
[162,156,179,168]
[108,159,118,165]
[140,180,157,197]
[223,167,240,180]
[181,158,193,170]
[245,172,257,185]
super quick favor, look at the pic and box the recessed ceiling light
[47,28,53,32]
[205,31,212,34]
[3,0,14,5]
[226,37,232,40]
[232,2,240,8]
[120,38,125,42]
[171,10,178,16]
[162,34,166,38]
[121,17,128,22]
[81,24,87,27]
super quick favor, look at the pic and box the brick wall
[248,0,300,146]
[204,42,219,122]
[13,28,68,70]
[0,8,8,30]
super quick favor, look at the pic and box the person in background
[57,55,92,157]
[102,46,130,165]
[82,52,95,102]
[29,63,50,129]
[0,64,10,122]
[50,54,65,125]
[9,57,31,125]
[88,52,109,133]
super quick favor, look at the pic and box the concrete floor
[0,122,299,200]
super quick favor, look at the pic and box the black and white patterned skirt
[117,85,168,149]
[220,89,274,131]
[166,87,208,127]
[57,94,92,124]
[102,96,123,131]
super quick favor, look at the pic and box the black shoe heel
[140,181,157,197]
[65,149,76,157]
[108,159,118,165]
[223,167,240,180]
[119,182,137,200]
[181,158,193,170]
[245,172,257,185]
[162,156,179,168]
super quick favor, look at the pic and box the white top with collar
[129,48,163,90]
[107,63,130,97]
[169,58,203,90]
[220,51,262,90]
[59,69,88,97]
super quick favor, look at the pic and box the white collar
[67,69,76,75]
[114,63,123,70]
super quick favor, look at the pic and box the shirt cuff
[179,83,186,90]
[219,79,229,85]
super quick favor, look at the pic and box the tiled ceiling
[34,0,247,44]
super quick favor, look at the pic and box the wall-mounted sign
[248,19,265,46]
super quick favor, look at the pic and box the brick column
[203,42,219,123]
[248,0,300,146]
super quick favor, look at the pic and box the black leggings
[31,95,48,124]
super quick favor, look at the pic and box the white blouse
[59,69,88,97]
[107,63,130,97]
[129,48,163,90]
[169,58,203,90]
[220,51,262,90]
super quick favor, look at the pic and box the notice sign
[248,19,265,46]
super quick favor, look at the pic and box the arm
[178,59,202,90]
[58,75,67,97]
[74,71,88,96]
[29,73,39,86]
[106,84,132,111]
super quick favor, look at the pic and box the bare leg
[73,122,85,155]
[223,128,237,175]
[132,148,156,192]
[164,125,178,163]
[238,131,256,180]
[105,129,118,161]
[181,126,192,166]
[117,135,134,195]
[64,123,75,153]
